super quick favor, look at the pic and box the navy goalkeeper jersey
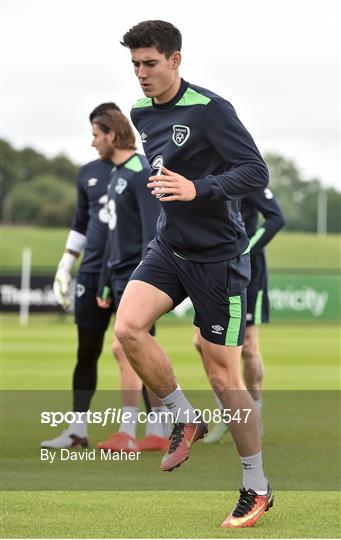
[131,79,269,262]
[242,187,286,255]
[72,159,113,273]
[105,153,160,279]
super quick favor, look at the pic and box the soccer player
[41,102,120,449]
[196,188,286,443]
[117,20,273,528]
[41,104,168,452]
[92,109,169,452]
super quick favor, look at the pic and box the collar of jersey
[152,79,189,110]
[113,152,138,169]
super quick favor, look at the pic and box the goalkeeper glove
[53,253,77,309]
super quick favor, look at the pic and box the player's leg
[193,327,229,443]
[115,244,207,470]
[241,253,269,422]
[97,278,143,451]
[115,279,176,393]
[242,324,264,402]
[138,388,170,452]
[199,335,261,455]
[184,254,272,527]
[97,332,142,452]
[41,272,111,449]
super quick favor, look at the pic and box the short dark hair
[121,20,182,58]
[89,102,120,123]
[92,110,136,151]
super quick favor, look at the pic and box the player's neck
[154,75,182,104]
[111,148,135,166]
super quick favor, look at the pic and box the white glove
[53,253,77,309]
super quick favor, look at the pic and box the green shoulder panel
[132,97,153,109]
[124,155,144,173]
[176,88,211,107]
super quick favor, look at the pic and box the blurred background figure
[42,103,121,449]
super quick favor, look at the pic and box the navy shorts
[130,238,250,346]
[75,272,112,331]
[246,252,269,326]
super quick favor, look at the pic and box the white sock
[160,385,197,423]
[146,407,170,437]
[119,406,139,438]
[67,412,88,437]
[240,451,268,494]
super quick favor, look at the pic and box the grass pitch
[2,227,341,271]
[2,315,340,538]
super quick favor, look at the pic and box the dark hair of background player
[92,111,136,151]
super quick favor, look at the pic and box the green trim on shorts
[254,290,263,325]
[226,295,242,346]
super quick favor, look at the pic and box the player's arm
[96,238,113,309]
[193,98,269,201]
[147,98,268,202]
[247,189,286,254]
[133,167,161,256]
[53,169,88,309]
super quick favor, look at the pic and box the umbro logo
[141,132,148,143]
[88,178,98,187]
[211,324,224,335]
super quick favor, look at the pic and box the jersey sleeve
[247,188,286,254]
[193,98,269,201]
[71,167,89,235]
[132,167,160,257]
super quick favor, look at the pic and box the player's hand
[96,296,111,309]
[147,166,196,202]
[53,268,72,309]
[53,253,77,309]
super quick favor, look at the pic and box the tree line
[1,138,340,232]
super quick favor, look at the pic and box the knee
[208,372,243,393]
[242,344,263,383]
[241,334,254,359]
[112,337,124,359]
[114,318,143,349]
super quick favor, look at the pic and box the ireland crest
[172,125,190,147]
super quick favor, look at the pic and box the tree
[264,153,341,232]
[10,175,76,226]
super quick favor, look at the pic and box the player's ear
[171,51,181,70]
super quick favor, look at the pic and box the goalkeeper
[41,102,120,448]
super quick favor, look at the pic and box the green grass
[2,315,339,390]
[1,314,340,538]
[2,226,340,270]
[2,491,338,538]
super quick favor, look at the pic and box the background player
[117,20,273,528]
[42,103,120,449]
[92,109,169,452]
[196,187,286,442]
